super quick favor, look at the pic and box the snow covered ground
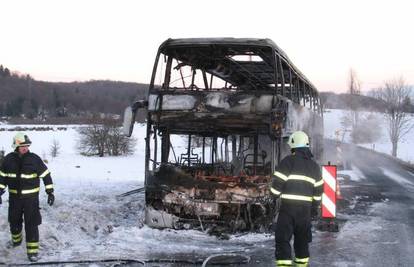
[0,124,272,264]
[0,124,147,182]
[323,109,414,163]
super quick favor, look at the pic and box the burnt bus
[123,38,323,232]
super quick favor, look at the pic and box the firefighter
[270,131,323,267]
[0,132,55,262]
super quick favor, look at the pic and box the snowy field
[0,124,272,264]
[323,109,414,163]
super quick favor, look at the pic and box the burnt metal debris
[125,38,324,232]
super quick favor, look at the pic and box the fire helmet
[287,131,309,149]
[12,132,32,149]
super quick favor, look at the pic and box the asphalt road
[310,141,414,267]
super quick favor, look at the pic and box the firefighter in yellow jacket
[270,131,323,267]
[0,133,55,262]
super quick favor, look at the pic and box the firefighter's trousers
[8,195,41,255]
[275,204,311,267]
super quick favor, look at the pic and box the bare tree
[340,69,362,143]
[77,119,136,157]
[348,69,361,95]
[77,124,109,157]
[105,120,137,156]
[348,68,361,134]
[49,139,61,158]
[372,77,413,157]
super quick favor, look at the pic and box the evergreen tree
[4,67,11,77]
[6,97,25,116]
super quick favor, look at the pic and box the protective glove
[46,189,55,206]
[47,193,55,206]
[311,203,320,221]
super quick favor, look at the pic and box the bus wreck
[124,38,323,232]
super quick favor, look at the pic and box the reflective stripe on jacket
[270,148,323,206]
[0,151,53,197]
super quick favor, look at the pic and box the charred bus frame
[125,38,323,232]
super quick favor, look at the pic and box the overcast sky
[1,0,413,92]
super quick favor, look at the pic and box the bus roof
[157,38,318,94]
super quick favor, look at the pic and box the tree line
[0,64,148,122]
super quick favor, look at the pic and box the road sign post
[317,164,339,232]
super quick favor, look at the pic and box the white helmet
[12,132,32,149]
[287,131,309,149]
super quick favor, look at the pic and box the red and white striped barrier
[321,165,337,218]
